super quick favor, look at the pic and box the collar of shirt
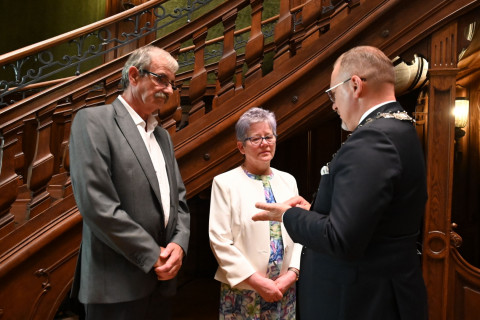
[118,96,158,133]
[358,100,396,125]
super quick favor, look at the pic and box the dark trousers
[83,290,172,320]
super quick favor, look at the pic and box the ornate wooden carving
[244,0,265,86]
[212,9,238,108]
[0,122,22,238]
[423,21,458,320]
[273,0,293,67]
[188,27,208,123]
[447,249,480,320]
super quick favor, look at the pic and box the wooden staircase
[1,0,480,319]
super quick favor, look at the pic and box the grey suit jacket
[69,98,190,304]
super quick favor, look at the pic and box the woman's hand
[244,272,283,302]
[274,269,297,294]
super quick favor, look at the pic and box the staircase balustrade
[0,0,351,240]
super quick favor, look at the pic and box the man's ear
[350,75,364,98]
[128,66,140,85]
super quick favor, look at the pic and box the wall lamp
[454,86,469,139]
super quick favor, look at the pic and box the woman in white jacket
[209,107,302,319]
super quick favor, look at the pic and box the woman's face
[237,121,276,173]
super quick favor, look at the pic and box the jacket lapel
[153,128,175,230]
[112,99,163,205]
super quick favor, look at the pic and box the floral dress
[218,170,296,320]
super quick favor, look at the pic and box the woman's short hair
[235,107,277,142]
[121,45,179,89]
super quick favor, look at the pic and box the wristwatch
[288,267,299,281]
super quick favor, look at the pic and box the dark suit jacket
[284,102,428,320]
[69,98,190,304]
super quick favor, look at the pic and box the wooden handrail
[0,0,167,65]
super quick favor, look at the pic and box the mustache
[155,92,169,103]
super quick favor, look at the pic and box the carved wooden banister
[212,8,238,108]
[273,0,294,67]
[171,0,400,156]
[244,0,265,85]
[187,26,209,123]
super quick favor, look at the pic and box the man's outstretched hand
[253,196,311,222]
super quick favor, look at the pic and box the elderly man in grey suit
[69,45,190,320]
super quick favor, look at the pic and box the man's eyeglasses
[244,134,277,146]
[325,78,351,103]
[325,77,366,103]
[139,69,177,90]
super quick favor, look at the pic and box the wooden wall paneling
[448,249,480,320]
[0,209,82,320]
[423,22,458,320]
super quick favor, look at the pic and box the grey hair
[235,107,277,142]
[121,45,179,89]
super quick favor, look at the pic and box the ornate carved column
[423,21,458,320]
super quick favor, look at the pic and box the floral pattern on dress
[218,169,296,320]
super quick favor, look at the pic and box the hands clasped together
[245,270,298,302]
[153,242,184,281]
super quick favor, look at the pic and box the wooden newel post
[423,22,458,320]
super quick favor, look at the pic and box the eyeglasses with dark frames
[244,134,277,146]
[325,77,366,103]
[139,69,177,90]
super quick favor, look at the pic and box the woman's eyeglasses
[244,135,277,146]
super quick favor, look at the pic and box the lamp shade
[454,98,469,128]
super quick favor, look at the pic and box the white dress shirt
[119,96,170,225]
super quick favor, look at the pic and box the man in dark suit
[253,46,428,320]
[69,45,190,320]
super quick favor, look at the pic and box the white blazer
[209,166,302,290]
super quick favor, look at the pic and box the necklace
[363,110,415,126]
